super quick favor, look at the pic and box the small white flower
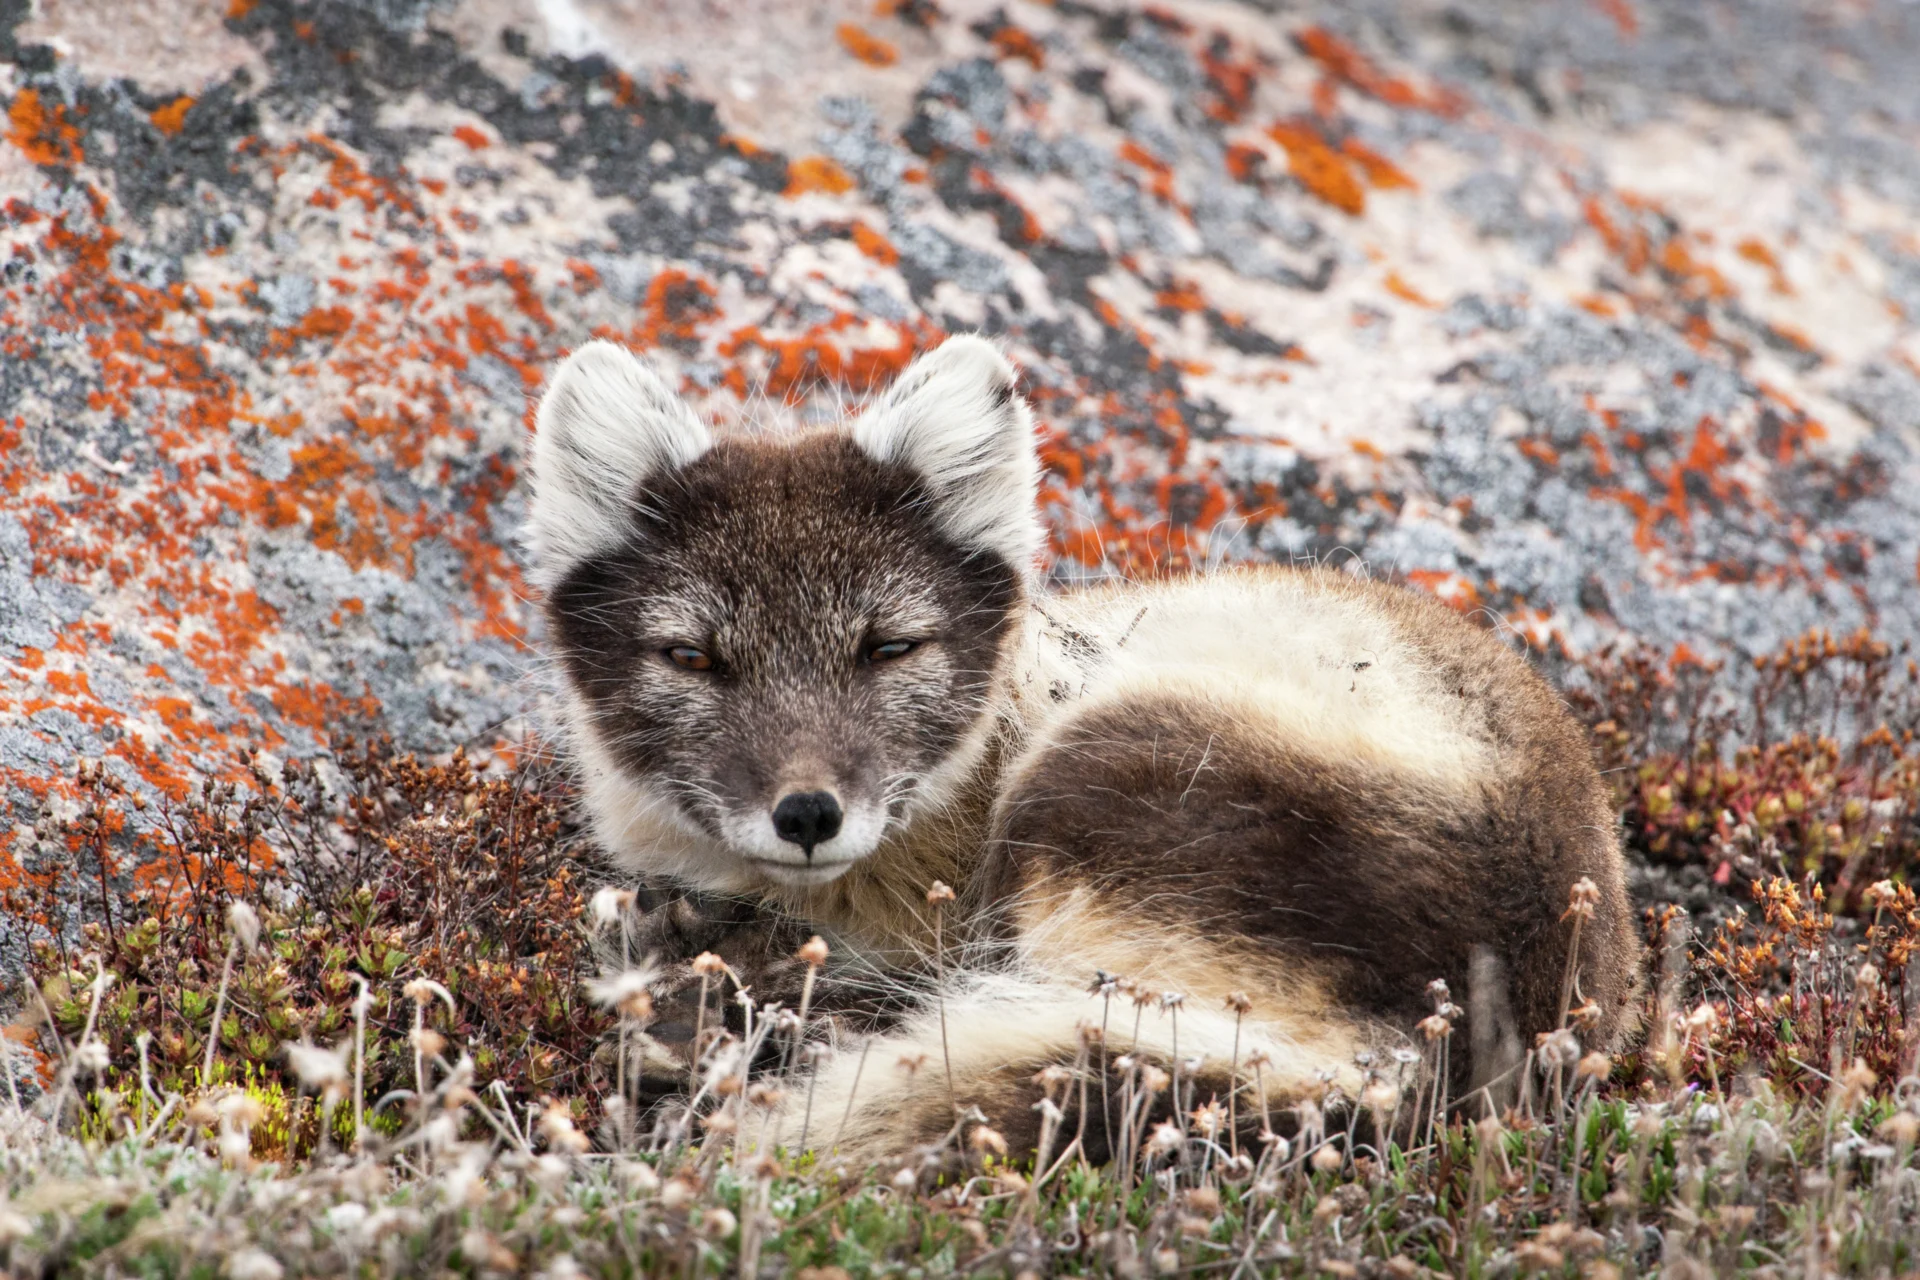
[71,1040,110,1076]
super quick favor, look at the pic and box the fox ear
[853,335,1041,575]
[528,340,712,589]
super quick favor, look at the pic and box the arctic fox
[528,335,1642,1158]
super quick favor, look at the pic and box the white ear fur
[852,335,1042,575]
[527,340,712,590]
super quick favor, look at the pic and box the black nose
[771,791,843,854]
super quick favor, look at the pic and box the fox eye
[863,640,919,664]
[666,646,714,672]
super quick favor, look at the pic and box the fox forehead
[547,431,1010,653]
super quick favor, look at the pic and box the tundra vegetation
[5,625,1920,1278]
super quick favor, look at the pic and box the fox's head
[528,336,1039,891]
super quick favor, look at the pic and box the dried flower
[691,952,729,977]
[797,935,830,966]
[1225,991,1253,1014]
[926,881,955,906]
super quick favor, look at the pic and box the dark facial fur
[546,433,1022,884]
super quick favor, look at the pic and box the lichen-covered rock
[2,0,1917,937]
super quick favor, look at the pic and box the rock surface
[2,0,1918,923]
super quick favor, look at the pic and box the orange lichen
[1340,138,1415,190]
[8,89,83,167]
[452,124,490,150]
[1118,140,1177,203]
[786,155,857,197]
[989,25,1046,68]
[1294,27,1465,117]
[1266,121,1364,215]
[1224,142,1265,182]
[850,222,899,264]
[1382,271,1434,307]
[1594,0,1639,37]
[837,23,899,66]
[150,97,195,137]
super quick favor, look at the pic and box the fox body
[529,337,1641,1157]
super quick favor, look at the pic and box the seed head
[588,887,636,931]
[402,978,455,1011]
[226,1248,284,1280]
[586,970,657,1020]
[72,1039,110,1076]
[970,1125,1008,1156]
[1684,1002,1720,1036]
[796,935,830,967]
[1159,991,1186,1013]
[926,881,955,906]
[227,901,262,952]
[1033,1064,1073,1093]
[1562,876,1601,923]
[1856,963,1882,992]
[1147,1120,1184,1155]
[691,952,729,977]
[896,1053,930,1076]
[700,1208,737,1239]
[283,1039,349,1093]
[1141,1064,1171,1094]
[1190,1100,1227,1137]
[1417,1014,1454,1042]
[1310,1143,1344,1174]
[217,1092,266,1129]
[538,1099,591,1154]
[1360,1080,1399,1112]
[1537,1028,1581,1069]
[1225,991,1253,1015]
[1576,1052,1613,1081]
[410,1027,448,1059]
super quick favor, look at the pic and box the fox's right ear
[527,341,711,589]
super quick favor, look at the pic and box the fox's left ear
[852,335,1042,576]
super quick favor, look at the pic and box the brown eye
[667,646,714,671]
[864,640,918,664]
